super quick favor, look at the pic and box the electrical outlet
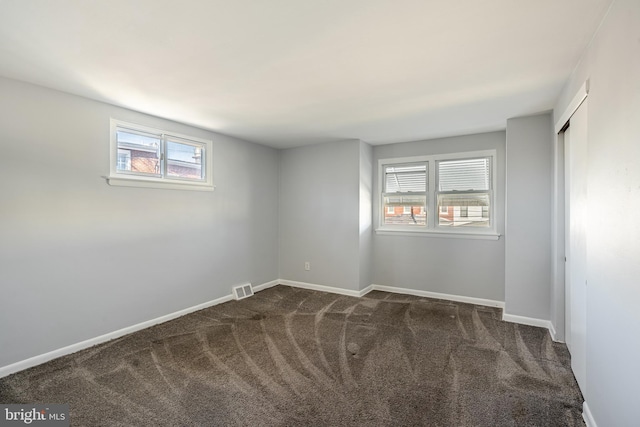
[304,261,311,271]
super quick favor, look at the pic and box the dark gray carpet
[0,285,584,426]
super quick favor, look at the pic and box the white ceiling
[0,0,612,148]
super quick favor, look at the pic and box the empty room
[0,0,638,426]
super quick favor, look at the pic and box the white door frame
[552,81,589,395]
[551,130,566,342]
[552,81,589,342]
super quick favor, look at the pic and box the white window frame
[376,149,499,240]
[107,119,214,191]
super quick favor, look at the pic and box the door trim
[551,80,590,343]
[555,80,589,133]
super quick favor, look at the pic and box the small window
[108,120,213,191]
[382,163,427,226]
[437,157,491,228]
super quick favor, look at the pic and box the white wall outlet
[304,261,311,271]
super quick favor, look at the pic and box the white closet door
[564,100,588,395]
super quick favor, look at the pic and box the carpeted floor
[0,285,584,426]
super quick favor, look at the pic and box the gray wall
[553,0,640,424]
[0,77,279,368]
[278,140,361,290]
[504,113,553,320]
[371,132,506,301]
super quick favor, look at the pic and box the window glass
[117,149,131,171]
[116,128,161,177]
[383,195,427,225]
[109,119,214,191]
[383,162,427,226]
[437,193,490,227]
[379,152,495,234]
[437,157,491,228]
[166,138,205,181]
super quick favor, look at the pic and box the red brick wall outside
[128,150,201,179]
[131,151,159,175]
[384,206,427,225]
[167,164,201,180]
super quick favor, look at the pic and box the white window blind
[384,163,427,193]
[438,157,490,191]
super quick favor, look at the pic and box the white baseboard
[502,312,555,337]
[253,279,279,292]
[278,281,505,309]
[369,285,558,341]
[369,284,505,308]
[548,322,561,342]
[360,284,374,296]
[583,401,597,427]
[0,279,277,379]
[369,286,559,340]
[279,279,368,297]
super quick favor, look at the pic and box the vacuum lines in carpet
[0,285,584,426]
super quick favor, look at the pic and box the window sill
[106,176,215,192]
[375,228,501,240]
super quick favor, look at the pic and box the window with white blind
[382,163,427,226]
[437,157,491,228]
[378,150,497,238]
[107,119,214,191]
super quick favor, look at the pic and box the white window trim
[106,119,214,191]
[376,150,500,240]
